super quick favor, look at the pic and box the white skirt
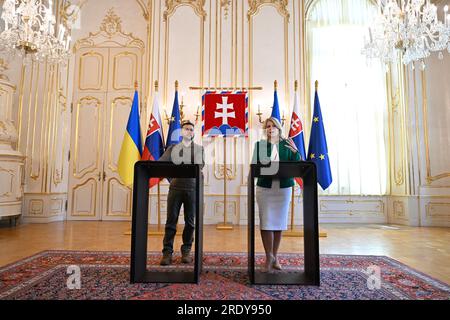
[256,179,292,231]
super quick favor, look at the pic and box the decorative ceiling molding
[163,0,207,21]
[247,0,290,21]
[74,8,145,52]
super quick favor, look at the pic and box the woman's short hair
[262,117,284,139]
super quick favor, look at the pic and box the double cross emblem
[214,96,235,125]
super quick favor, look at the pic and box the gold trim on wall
[392,200,405,218]
[163,0,205,110]
[248,0,290,109]
[24,62,36,162]
[52,90,67,186]
[78,52,105,91]
[213,136,237,180]
[74,8,145,52]
[247,0,290,21]
[319,199,385,215]
[421,70,450,185]
[16,64,26,150]
[112,52,139,91]
[30,63,49,182]
[164,0,207,21]
[73,96,102,179]
[389,81,405,187]
[29,199,44,216]
[42,64,57,192]
[425,202,450,219]
[50,198,64,215]
[214,199,238,220]
[412,68,422,187]
[0,167,14,198]
[135,0,151,21]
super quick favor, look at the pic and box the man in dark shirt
[159,120,204,265]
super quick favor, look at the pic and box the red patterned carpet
[0,251,449,300]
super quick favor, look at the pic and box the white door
[68,46,143,221]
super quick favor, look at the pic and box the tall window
[307,0,388,195]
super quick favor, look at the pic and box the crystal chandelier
[363,0,450,69]
[0,0,72,64]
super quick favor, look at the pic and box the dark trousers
[162,189,195,255]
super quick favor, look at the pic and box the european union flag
[271,89,281,122]
[307,88,332,190]
[166,89,182,148]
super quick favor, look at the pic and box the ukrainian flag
[118,90,142,186]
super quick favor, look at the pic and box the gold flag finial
[274,80,278,91]
[134,81,138,90]
[294,80,298,92]
[154,80,159,92]
[175,80,179,90]
[315,80,319,91]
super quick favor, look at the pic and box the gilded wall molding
[248,0,290,132]
[392,200,405,218]
[73,96,102,179]
[29,199,44,216]
[0,59,11,82]
[247,0,290,21]
[74,8,145,52]
[421,70,450,185]
[163,0,205,110]
[0,166,14,198]
[164,0,207,21]
[425,202,450,219]
[135,0,151,21]
[213,137,237,180]
[390,85,405,186]
[220,0,232,19]
[214,200,238,219]
[319,199,385,215]
[52,90,67,186]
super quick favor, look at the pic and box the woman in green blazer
[252,117,301,272]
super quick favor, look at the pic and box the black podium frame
[248,162,320,285]
[130,161,203,284]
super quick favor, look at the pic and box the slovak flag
[289,92,307,188]
[142,92,165,189]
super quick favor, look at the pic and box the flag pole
[283,80,326,237]
[315,80,327,237]
[285,80,302,237]
[124,80,141,236]
[148,80,164,236]
[217,88,233,230]
[217,134,233,230]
